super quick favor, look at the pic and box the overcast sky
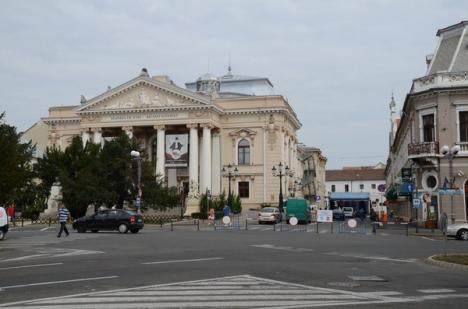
[1,0,466,168]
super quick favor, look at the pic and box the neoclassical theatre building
[24,68,317,213]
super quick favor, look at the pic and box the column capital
[122,126,133,132]
[186,123,199,129]
[200,123,214,129]
[153,124,165,130]
[91,127,102,133]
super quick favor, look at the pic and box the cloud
[0,0,467,168]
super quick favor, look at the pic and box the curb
[426,254,468,271]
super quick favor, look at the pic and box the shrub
[191,212,208,220]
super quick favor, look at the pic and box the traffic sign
[377,184,386,193]
[135,197,141,208]
[412,198,421,209]
[315,195,321,202]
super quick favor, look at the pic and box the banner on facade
[165,134,188,167]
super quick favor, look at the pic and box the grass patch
[433,255,468,265]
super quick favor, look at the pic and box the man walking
[57,203,71,237]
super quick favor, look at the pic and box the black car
[332,208,345,221]
[73,209,143,234]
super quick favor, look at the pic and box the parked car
[258,207,282,224]
[0,206,9,240]
[332,208,345,221]
[73,209,143,234]
[446,222,468,240]
[343,207,354,218]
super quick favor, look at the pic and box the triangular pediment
[77,76,210,112]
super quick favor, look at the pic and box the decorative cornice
[186,123,199,129]
[42,117,80,124]
[154,125,166,130]
[76,77,211,112]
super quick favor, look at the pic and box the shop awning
[329,192,370,201]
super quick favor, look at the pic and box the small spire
[389,91,396,111]
[80,95,87,104]
[227,54,232,76]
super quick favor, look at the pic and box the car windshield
[343,207,353,211]
[124,210,137,215]
[261,208,276,213]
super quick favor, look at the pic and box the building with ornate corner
[23,67,313,214]
[386,21,468,223]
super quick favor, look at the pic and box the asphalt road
[0,222,467,308]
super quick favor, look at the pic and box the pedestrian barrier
[274,220,308,232]
[338,219,369,234]
[214,215,242,231]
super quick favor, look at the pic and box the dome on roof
[197,73,218,82]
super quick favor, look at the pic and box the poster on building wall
[165,134,188,167]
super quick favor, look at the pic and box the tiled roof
[326,168,385,181]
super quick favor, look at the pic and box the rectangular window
[422,114,435,142]
[238,181,249,198]
[345,184,349,192]
[460,111,468,142]
[371,184,376,190]
[331,185,336,192]
[359,184,364,190]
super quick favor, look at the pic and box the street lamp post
[272,162,289,213]
[441,145,461,224]
[222,164,238,207]
[130,150,142,214]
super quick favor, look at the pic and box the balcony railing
[408,141,439,157]
[412,72,468,93]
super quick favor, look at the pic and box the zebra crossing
[1,274,467,308]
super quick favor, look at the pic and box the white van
[343,207,354,218]
[0,206,9,240]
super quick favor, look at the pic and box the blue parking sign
[412,198,421,209]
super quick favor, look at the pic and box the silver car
[258,207,282,224]
[446,222,468,240]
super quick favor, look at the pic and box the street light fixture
[130,150,142,214]
[272,162,289,213]
[222,164,238,207]
[441,144,460,223]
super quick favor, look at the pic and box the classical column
[81,130,90,146]
[92,128,102,145]
[187,124,199,196]
[211,131,221,195]
[200,124,212,193]
[154,125,166,180]
[122,126,133,139]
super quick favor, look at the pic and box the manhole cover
[348,275,387,282]
[327,282,360,288]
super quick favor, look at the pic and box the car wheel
[457,229,468,241]
[77,227,86,233]
[0,230,5,240]
[118,224,128,234]
[91,230,98,233]
[130,228,139,234]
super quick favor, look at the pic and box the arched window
[238,139,250,165]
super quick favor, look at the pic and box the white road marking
[324,252,417,263]
[0,276,118,290]
[421,236,436,241]
[0,263,63,270]
[348,275,386,282]
[142,257,223,265]
[40,227,51,231]
[418,289,455,293]
[0,254,48,262]
[251,244,314,252]
[0,274,467,308]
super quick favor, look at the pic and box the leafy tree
[0,112,35,207]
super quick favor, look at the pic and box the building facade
[326,165,386,213]
[297,146,327,209]
[386,21,468,223]
[24,68,310,214]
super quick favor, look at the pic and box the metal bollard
[406,223,409,237]
[245,219,248,230]
[316,221,319,234]
[197,219,200,231]
[171,221,173,232]
[49,217,51,227]
[331,222,333,234]
[273,223,276,232]
[22,217,24,227]
[372,222,377,235]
